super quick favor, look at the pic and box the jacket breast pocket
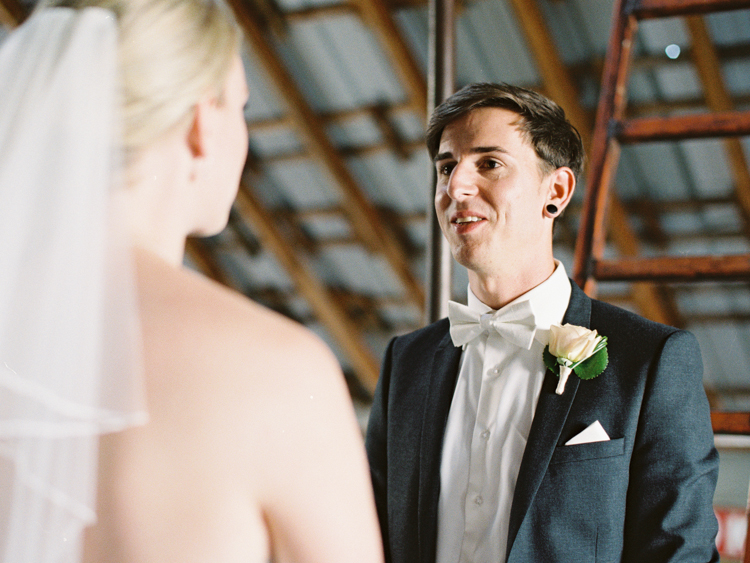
[549,437,625,465]
[532,437,627,563]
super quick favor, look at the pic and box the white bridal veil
[0,8,147,562]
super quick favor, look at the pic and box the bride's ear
[186,94,217,159]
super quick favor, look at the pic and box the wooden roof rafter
[353,0,428,118]
[0,0,25,28]
[283,2,357,23]
[234,182,381,393]
[185,238,233,287]
[227,0,425,311]
[685,14,750,233]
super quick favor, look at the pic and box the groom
[365,83,719,563]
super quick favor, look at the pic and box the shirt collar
[465,260,571,331]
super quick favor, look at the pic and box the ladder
[572,1,750,561]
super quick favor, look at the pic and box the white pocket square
[565,420,610,446]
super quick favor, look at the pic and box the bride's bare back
[84,251,383,563]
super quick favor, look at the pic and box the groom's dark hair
[426,82,585,180]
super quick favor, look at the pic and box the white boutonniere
[543,324,608,395]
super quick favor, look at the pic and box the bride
[0,1,384,562]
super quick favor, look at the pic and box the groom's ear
[546,166,576,212]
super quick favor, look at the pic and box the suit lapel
[506,280,592,559]
[418,328,462,563]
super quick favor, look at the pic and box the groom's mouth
[451,212,486,232]
[454,216,482,224]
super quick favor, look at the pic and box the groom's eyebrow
[434,146,509,162]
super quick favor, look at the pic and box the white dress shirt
[436,262,571,563]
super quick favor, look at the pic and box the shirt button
[481,430,490,439]
[475,496,483,506]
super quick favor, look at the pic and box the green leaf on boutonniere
[573,346,608,380]
[543,345,558,374]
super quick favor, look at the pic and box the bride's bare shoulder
[137,252,330,364]
[135,250,344,416]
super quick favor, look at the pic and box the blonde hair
[41,0,240,157]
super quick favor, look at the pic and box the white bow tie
[448,299,538,349]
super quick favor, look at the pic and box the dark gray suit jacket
[365,280,720,563]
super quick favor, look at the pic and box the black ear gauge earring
[546,203,559,216]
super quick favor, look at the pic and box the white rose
[549,324,602,365]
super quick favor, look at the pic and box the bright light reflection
[665,44,681,59]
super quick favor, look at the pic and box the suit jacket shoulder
[589,295,680,344]
[389,317,451,357]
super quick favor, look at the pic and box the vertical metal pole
[425,0,455,324]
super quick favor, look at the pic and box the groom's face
[433,107,551,277]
